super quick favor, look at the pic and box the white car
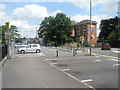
[18,44,41,54]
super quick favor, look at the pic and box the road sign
[5,22,10,29]
[80,36,84,41]
[89,29,94,33]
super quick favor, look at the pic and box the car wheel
[36,49,41,53]
[20,50,25,54]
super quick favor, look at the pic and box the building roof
[71,20,78,25]
[77,19,97,25]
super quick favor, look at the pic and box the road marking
[81,79,93,83]
[113,64,120,66]
[61,69,70,71]
[44,58,59,61]
[46,61,96,90]
[94,60,102,62]
[112,51,119,53]
[107,58,119,62]
[88,50,118,59]
[99,55,118,59]
[50,63,57,65]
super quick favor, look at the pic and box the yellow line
[87,50,119,59]
[99,55,118,59]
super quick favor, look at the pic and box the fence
[0,44,7,62]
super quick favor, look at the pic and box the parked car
[15,44,26,48]
[15,43,26,53]
[101,43,111,50]
[18,44,41,54]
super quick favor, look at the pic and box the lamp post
[89,0,92,55]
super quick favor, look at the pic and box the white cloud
[13,4,49,19]
[0,3,6,11]
[0,2,117,38]
[10,20,36,38]
[71,14,109,37]
[0,4,6,21]
[71,0,119,13]
[49,10,63,16]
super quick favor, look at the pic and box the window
[27,45,31,48]
[33,45,37,47]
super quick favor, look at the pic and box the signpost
[80,36,85,51]
[5,22,11,59]
[80,36,84,41]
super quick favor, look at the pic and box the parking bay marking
[61,69,70,71]
[113,64,120,66]
[44,58,59,61]
[94,60,102,62]
[81,79,93,83]
[47,61,96,90]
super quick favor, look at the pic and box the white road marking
[44,58,59,61]
[48,62,96,90]
[17,53,46,57]
[61,69,70,71]
[107,58,119,62]
[94,60,102,62]
[50,63,57,65]
[113,64,120,66]
[112,51,119,53]
[81,79,93,83]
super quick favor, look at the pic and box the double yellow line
[87,50,119,59]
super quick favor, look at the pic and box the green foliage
[38,13,73,45]
[0,25,21,44]
[9,25,21,40]
[98,17,120,47]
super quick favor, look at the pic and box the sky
[0,0,120,38]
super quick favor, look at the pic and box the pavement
[2,47,92,88]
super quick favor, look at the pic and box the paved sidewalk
[2,53,90,88]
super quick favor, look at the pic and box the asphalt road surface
[2,46,119,89]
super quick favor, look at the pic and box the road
[2,46,119,89]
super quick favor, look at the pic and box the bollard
[73,48,77,56]
[56,48,58,57]
[73,49,75,56]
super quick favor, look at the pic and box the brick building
[72,20,97,44]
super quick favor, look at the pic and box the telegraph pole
[89,0,92,55]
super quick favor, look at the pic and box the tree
[98,17,120,47]
[9,25,21,40]
[0,25,7,44]
[38,13,73,45]
[0,25,21,44]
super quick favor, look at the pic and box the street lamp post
[89,0,92,55]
